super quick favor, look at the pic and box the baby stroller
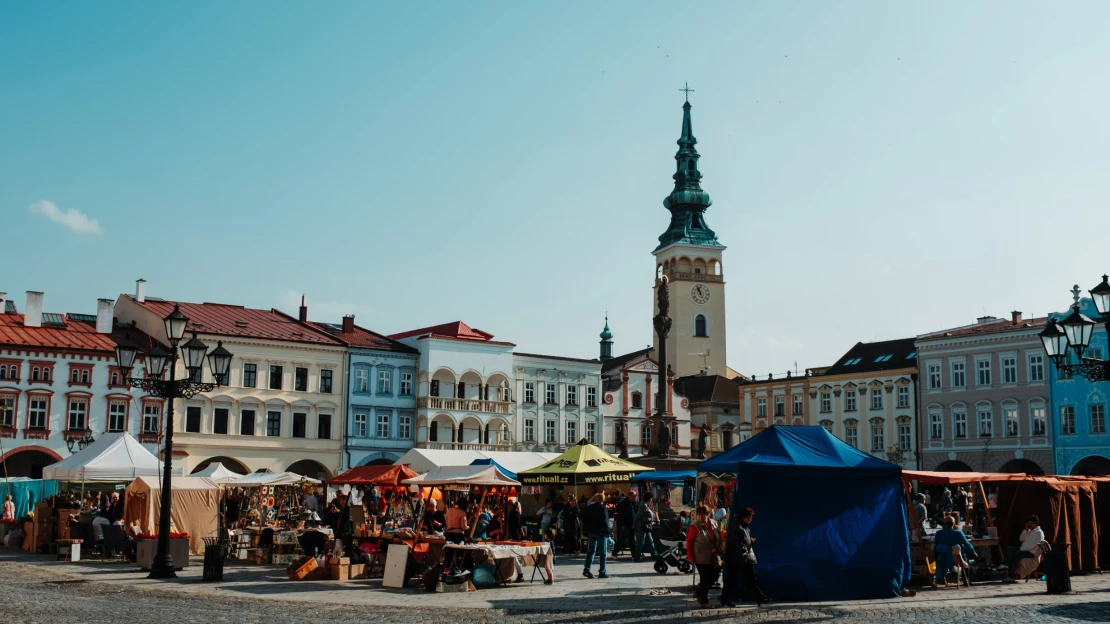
[651,518,693,574]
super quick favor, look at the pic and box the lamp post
[1041,277,1110,383]
[113,304,232,579]
[65,427,95,453]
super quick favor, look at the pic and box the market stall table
[444,542,554,584]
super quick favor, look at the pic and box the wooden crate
[286,555,318,581]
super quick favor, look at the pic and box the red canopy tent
[327,464,418,486]
[901,470,1030,485]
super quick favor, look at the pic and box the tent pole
[413,485,436,543]
[975,480,1003,562]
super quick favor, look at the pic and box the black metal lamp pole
[1041,276,1110,383]
[114,305,232,579]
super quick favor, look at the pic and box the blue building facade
[1049,297,1110,476]
[311,317,420,469]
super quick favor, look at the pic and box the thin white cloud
[28,200,102,235]
[280,290,381,321]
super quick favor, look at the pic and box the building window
[1002,357,1017,385]
[631,391,643,410]
[213,408,229,435]
[69,369,78,383]
[1091,404,1106,435]
[976,359,991,386]
[291,412,307,438]
[456,381,466,399]
[110,371,119,386]
[376,370,391,395]
[293,367,307,392]
[0,396,14,428]
[694,314,708,337]
[566,420,577,444]
[0,365,6,379]
[587,386,598,407]
[81,370,89,384]
[897,386,909,408]
[68,399,88,431]
[108,401,127,432]
[189,366,202,383]
[1028,355,1044,382]
[586,420,596,444]
[373,412,389,438]
[928,364,942,390]
[844,391,857,412]
[819,420,833,434]
[143,403,161,434]
[757,398,767,417]
[269,366,283,390]
[953,410,967,439]
[793,395,803,415]
[31,367,40,382]
[524,382,535,404]
[872,390,883,411]
[524,419,535,442]
[240,409,255,436]
[354,413,367,437]
[722,429,733,449]
[899,423,911,451]
[318,413,332,439]
[567,385,578,406]
[28,398,47,429]
[243,363,257,388]
[820,392,831,413]
[996,407,1015,437]
[774,396,784,417]
[870,424,884,451]
[951,361,965,389]
[1031,405,1046,436]
[399,413,411,439]
[845,423,858,448]
[1061,405,1076,435]
[641,423,652,447]
[355,369,369,393]
[545,383,557,405]
[930,412,943,439]
[181,405,200,433]
[266,411,281,437]
[545,420,556,443]
[977,407,993,437]
[400,372,413,396]
[320,369,333,394]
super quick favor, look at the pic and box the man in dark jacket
[582,493,611,579]
[722,507,769,607]
[613,492,638,559]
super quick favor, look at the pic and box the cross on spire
[1072,284,1083,305]
[679,81,694,102]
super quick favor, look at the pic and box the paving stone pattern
[1,550,1108,623]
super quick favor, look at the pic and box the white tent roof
[42,432,183,482]
[191,462,244,484]
[394,448,558,475]
[402,465,520,489]
[228,471,320,487]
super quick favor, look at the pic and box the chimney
[298,295,308,323]
[25,291,43,328]
[0,292,6,314]
[1011,310,1022,325]
[135,278,146,303]
[96,298,114,334]
[342,314,355,334]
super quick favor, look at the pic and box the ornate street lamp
[65,427,95,453]
[113,304,232,579]
[1042,281,1110,383]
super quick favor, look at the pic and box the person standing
[562,496,581,555]
[953,487,968,524]
[582,493,611,579]
[506,499,523,541]
[302,488,319,513]
[613,492,637,559]
[912,493,928,534]
[633,492,658,562]
[686,505,721,609]
[2,494,14,520]
[724,507,769,606]
[538,499,555,538]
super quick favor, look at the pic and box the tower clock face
[691,283,711,304]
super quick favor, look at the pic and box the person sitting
[423,498,446,534]
[932,515,977,588]
[1004,515,1046,583]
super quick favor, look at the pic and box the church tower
[599,315,614,362]
[653,94,727,378]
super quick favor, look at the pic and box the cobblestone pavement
[2,550,1109,623]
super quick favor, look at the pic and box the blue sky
[3,2,1109,374]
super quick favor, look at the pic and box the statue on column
[697,425,708,459]
[616,421,628,459]
[652,276,673,457]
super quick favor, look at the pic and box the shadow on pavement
[1040,600,1110,622]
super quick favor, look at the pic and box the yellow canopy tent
[518,440,653,486]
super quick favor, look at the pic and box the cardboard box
[436,580,474,593]
[348,563,365,580]
[330,563,349,581]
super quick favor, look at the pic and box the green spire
[599,314,613,361]
[655,95,722,251]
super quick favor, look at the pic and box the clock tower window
[694,314,708,338]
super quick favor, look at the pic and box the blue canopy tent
[699,425,911,601]
[630,470,695,484]
[468,458,519,481]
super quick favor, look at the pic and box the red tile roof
[309,321,418,354]
[918,316,1048,340]
[388,321,515,346]
[0,312,160,353]
[125,296,342,346]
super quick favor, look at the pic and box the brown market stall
[994,476,1100,572]
[124,476,220,565]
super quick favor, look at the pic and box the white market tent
[393,448,558,475]
[43,432,183,482]
[402,465,521,490]
[191,462,244,484]
[228,471,320,487]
